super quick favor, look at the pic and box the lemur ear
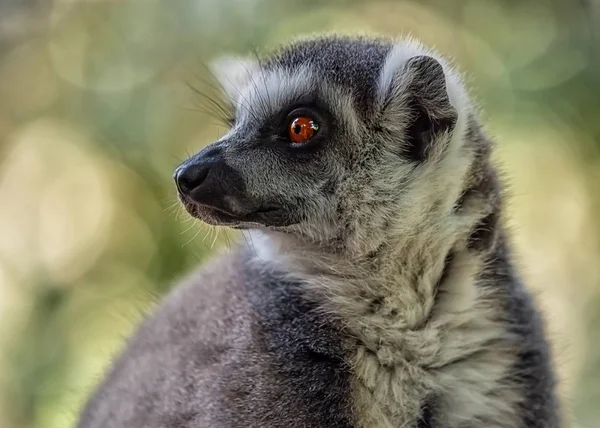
[382,55,458,162]
[209,55,260,103]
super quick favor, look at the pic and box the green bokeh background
[0,0,599,427]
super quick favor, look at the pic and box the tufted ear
[380,55,458,162]
[209,55,260,104]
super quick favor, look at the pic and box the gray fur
[78,250,354,427]
[78,34,562,428]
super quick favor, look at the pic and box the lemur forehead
[261,36,392,114]
[235,65,360,134]
[228,36,394,130]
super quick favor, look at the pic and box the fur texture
[78,34,562,428]
[78,250,354,427]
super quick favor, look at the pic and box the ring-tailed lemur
[77,35,562,428]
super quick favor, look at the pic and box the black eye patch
[253,101,334,154]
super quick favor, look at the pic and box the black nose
[174,163,211,196]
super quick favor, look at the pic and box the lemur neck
[251,215,495,333]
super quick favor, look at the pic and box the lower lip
[177,193,287,226]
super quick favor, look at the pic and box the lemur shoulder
[77,34,563,428]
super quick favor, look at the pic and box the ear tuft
[378,48,459,163]
[403,55,455,121]
[402,55,458,162]
[209,55,260,103]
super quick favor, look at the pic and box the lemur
[77,35,562,428]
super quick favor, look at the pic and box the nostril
[174,163,210,195]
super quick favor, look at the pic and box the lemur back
[77,35,562,428]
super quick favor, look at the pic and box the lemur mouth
[180,197,288,228]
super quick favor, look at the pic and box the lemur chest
[332,276,517,428]
[331,282,442,427]
[347,324,518,428]
[349,334,436,428]
[288,251,518,427]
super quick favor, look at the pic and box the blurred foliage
[0,0,599,427]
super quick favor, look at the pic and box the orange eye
[288,116,319,144]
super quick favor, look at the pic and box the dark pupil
[294,125,302,134]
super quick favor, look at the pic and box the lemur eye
[288,116,319,144]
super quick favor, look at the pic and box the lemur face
[175,36,464,248]
[174,63,349,230]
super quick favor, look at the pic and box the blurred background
[0,0,599,426]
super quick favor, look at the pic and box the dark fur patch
[479,242,561,427]
[403,102,433,162]
[240,257,355,428]
[416,396,436,428]
[367,296,385,314]
[467,211,499,252]
[401,56,457,163]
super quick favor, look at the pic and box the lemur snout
[174,162,210,196]
[174,143,279,226]
[173,145,231,205]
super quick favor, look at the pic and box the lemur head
[175,35,477,257]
